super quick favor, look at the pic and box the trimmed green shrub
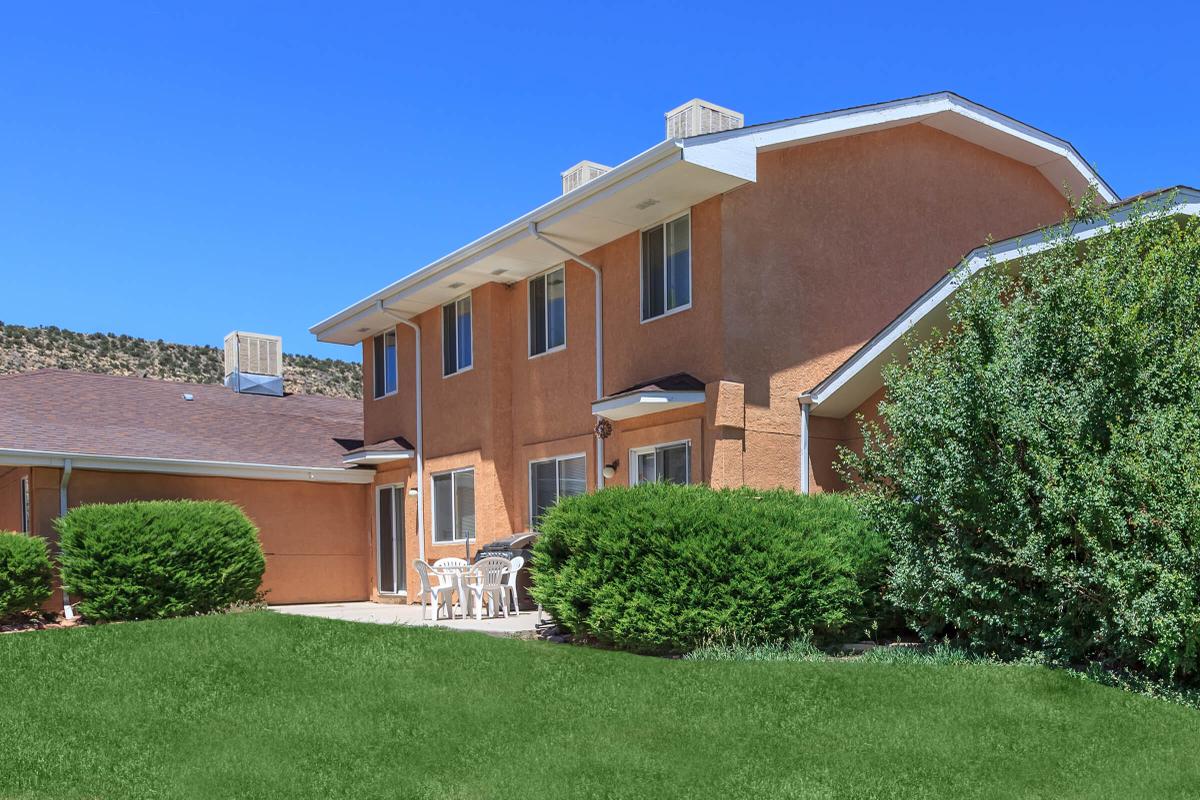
[530,483,888,653]
[0,532,54,616]
[57,500,265,621]
[841,194,1200,683]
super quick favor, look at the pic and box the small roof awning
[591,373,706,421]
[342,437,415,466]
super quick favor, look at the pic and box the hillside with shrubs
[0,321,361,399]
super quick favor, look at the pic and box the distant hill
[0,322,362,399]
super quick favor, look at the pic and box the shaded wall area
[19,467,370,607]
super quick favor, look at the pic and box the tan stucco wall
[54,469,371,605]
[0,467,30,532]
[357,121,1075,589]
[721,123,1070,490]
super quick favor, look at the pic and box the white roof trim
[687,91,1117,203]
[0,448,376,484]
[807,188,1200,418]
[313,92,1115,346]
[342,450,414,465]
[311,138,756,343]
[591,390,706,421]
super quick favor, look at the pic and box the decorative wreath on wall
[594,418,613,439]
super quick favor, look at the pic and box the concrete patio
[270,601,541,635]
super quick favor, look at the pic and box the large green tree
[842,194,1200,682]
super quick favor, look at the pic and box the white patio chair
[503,556,525,614]
[461,557,511,620]
[432,557,470,616]
[413,560,455,621]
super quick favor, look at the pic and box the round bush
[0,532,54,616]
[530,483,887,653]
[56,500,265,621]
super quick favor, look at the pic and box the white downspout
[797,395,812,495]
[59,458,75,618]
[528,222,606,489]
[378,302,426,565]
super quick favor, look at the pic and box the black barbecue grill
[474,532,539,609]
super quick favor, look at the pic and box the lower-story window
[432,467,475,543]
[19,477,30,533]
[529,453,586,528]
[630,441,691,485]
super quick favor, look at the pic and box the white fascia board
[807,188,1200,415]
[311,139,686,341]
[591,391,706,421]
[687,91,1118,203]
[342,450,414,465]
[0,448,376,484]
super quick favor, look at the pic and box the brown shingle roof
[604,372,706,401]
[0,369,363,469]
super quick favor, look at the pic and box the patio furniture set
[414,556,525,621]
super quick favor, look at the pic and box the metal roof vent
[223,331,284,396]
[561,160,611,194]
[665,99,743,139]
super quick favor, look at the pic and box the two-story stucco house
[310,92,1120,602]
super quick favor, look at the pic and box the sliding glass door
[376,485,405,594]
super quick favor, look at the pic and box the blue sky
[2,2,1197,360]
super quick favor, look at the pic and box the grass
[2,612,1198,799]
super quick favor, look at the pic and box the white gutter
[379,303,427,565]
[342,451,414,465]
[60,458,74,619]
[0,449,375,484]
[797,395,812,495]
[528,223,607,489]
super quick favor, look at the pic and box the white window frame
[372,330,398,400]
[528,452,586,528]
[528,265,567,359]
[19,477,30,534]
[375,483,405,595]
[441,294,474,378]
[639,210,692,324]
[629,439,692,485]
[430,466,476,544]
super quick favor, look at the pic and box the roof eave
[0,448,376,485]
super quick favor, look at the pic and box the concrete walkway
[270,601,541,635]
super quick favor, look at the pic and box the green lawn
[1,611,1197,799]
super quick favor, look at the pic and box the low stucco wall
[62,469,371,604]
[0,467,30,532]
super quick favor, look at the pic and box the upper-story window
[442,295,473,377]
[529,266,566,357]
[641,212,691,322]
[372,330,397,399]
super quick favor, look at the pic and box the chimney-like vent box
[561,160,611,194]
[224,331,284,396]
[665,99,743,139]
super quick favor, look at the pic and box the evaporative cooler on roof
[223,331,284,397]
[664,99,744,139]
